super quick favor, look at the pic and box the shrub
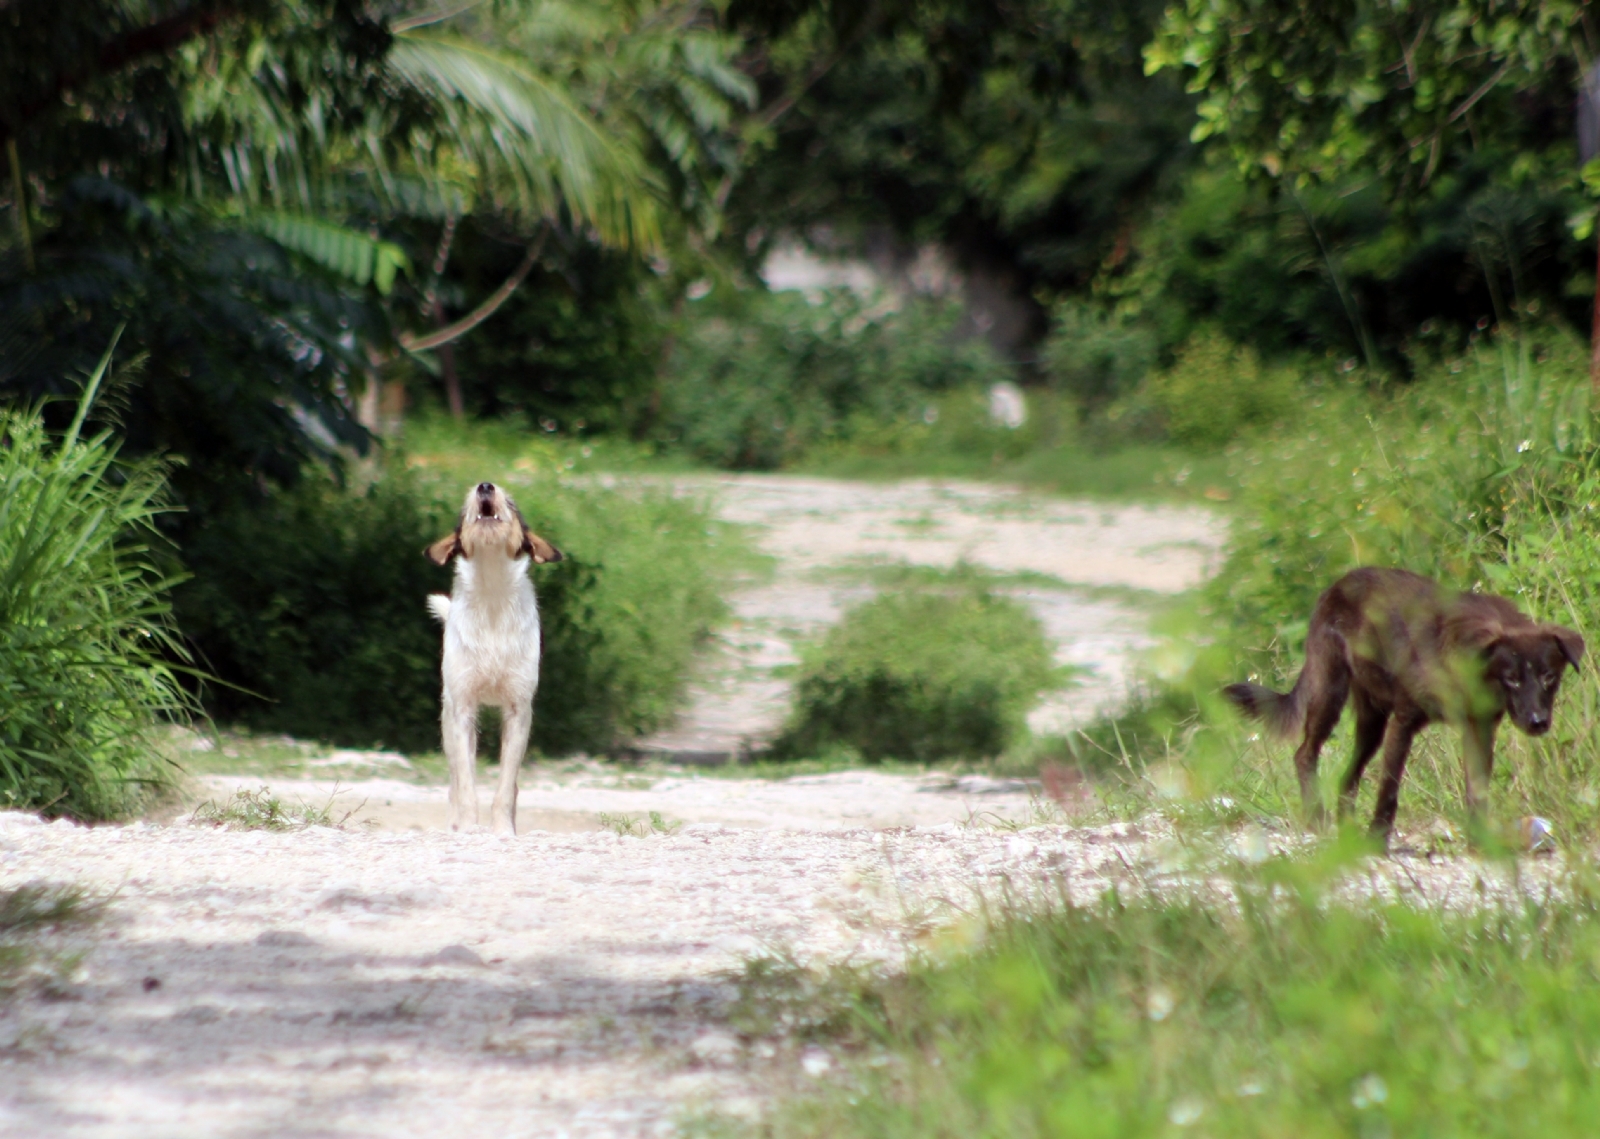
[660,290,1014,469]
[0,355,192,819]
[177,464,734,755]
[1137,329,1298,448]
[1040,301,1158,407]
[774,586,1057,762]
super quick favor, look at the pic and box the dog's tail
[1223,678,1305,739]
[427,593,452,624]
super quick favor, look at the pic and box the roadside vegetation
[733,850,1600,1139]
[0,353,193,819]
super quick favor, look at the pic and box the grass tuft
[597,809,680,836]
[188,786,346,830]
[0,884,102,995]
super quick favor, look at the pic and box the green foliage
[1211,327,1593,659]
[660,290,1013,469]
[1148,0,1583,188]
[1135,330,1297,448]
[1040,302,1157,406]
[728,0,1195,294]
[775,584,1057,762]
[756,863,1600,1138]
[250,213,411,295]
[0,357,192,819]
[177,460,735,755]
[450,231,665,430]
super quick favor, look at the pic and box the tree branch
[399,228,547,354]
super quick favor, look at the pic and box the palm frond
[388,31,662,248]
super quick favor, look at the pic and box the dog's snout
[1529,714,1550,733]
[477,482,494,495]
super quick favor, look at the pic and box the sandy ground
[0,475,1234,1137]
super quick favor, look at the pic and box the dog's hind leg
[1368,706,1426,844]
[490,700,532,836]
[1291,642,1349,827]
[1337,691,1388,822]
[443,693,479,831]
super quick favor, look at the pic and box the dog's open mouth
[476,498,500,522]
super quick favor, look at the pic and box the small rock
[689,1031,740,1065]
[256,930,317,948]
[800,1047,833,1077]
[422,944,484,968]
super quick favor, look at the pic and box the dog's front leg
[1460,717,1499,846]
[442,693,480,831]
[490,700,532,835]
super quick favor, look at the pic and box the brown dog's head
[424,482,563,567]
[1484,625,1585,736]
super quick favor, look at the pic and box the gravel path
[0,807,1155,1138]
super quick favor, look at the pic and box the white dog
[425,482,563,834]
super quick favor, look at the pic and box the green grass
[596,809,681,836]
[735,850,1600,1139]
[0,885,101,996]
[188,785,349,830]
[793,388,1236,503]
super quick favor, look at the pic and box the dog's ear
[510,505,563,564]
[424,531,462,566]
[1551,626,1586,672]
[520,527,563,565]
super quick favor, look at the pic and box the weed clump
[775,587,1057,762]
[189,786,345,830]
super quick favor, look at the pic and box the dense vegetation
[0,355,191,818]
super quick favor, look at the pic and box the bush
[660,290,1015,469]
[177,464,733,755]
[1040,301,1158,407]
[774,586,1057,762]
[1134,329,1298,448]
[0,360,192,819]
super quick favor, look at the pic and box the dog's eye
[1542,673,1556,688]
[1503,677,1521,690]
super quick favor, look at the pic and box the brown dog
[1225,567,1583,842]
